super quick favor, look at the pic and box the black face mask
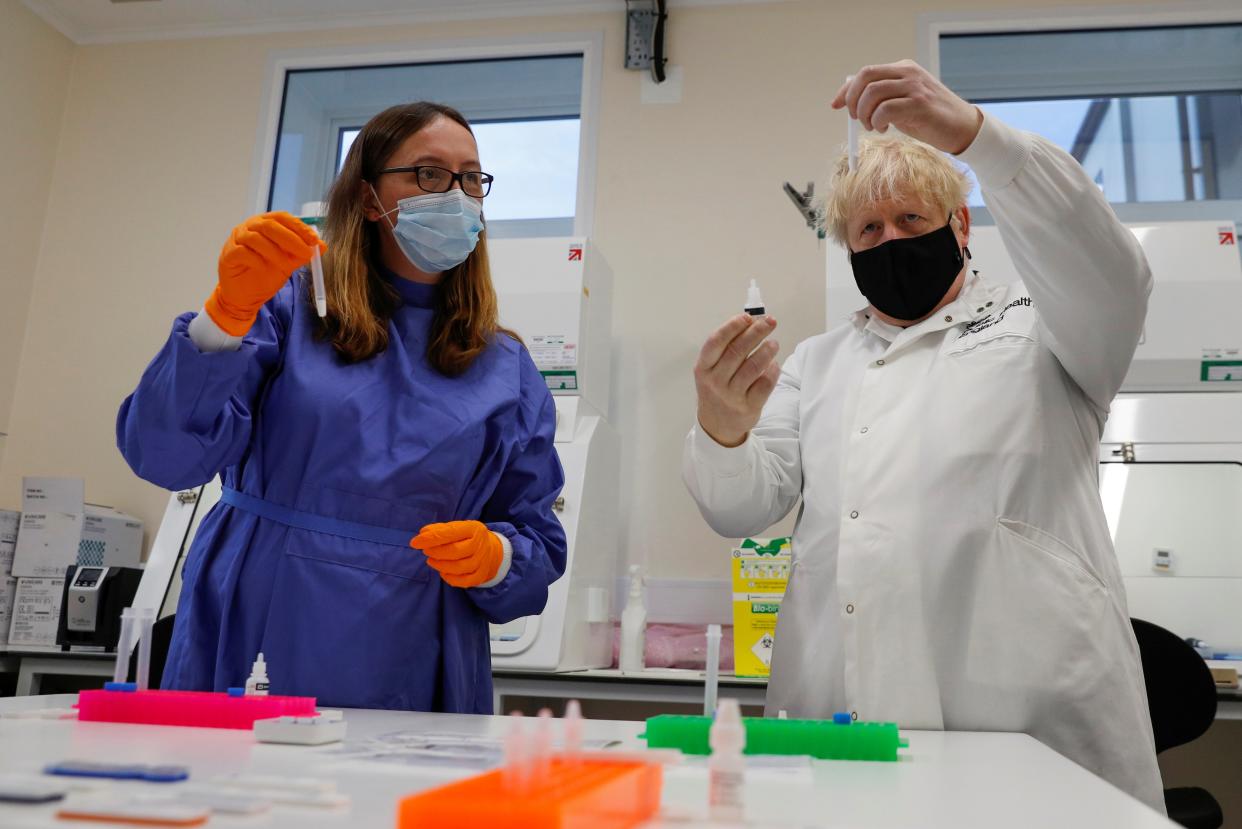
[849,221,965,322]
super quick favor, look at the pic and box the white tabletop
[0,694,1175,828]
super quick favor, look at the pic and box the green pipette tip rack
[639,715,909,761]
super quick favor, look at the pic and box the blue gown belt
[219,487,413,548]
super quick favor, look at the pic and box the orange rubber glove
[411,521,505,589]
[205,211,326,336]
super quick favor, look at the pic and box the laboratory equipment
[300,202,327,317]
[253,715,347,745]
[136,607,155,690]
[703,624,721,716]
[564,700,584,754]
[112,607,137,683]
[0,775,68,803]
[398,754,661,829]
[782,181,820,231]
[619,564,647,672]
[57,797,210,827]
[848,114,859,172]
[139,238,620,674]
[245,652,269,696]
[76,688,316,729]
[744,279,765,316]
[45,761,189,782]
[640,713,908,761]
[708,698,745,822]
[311,247,326,317]
[56,565,141,651]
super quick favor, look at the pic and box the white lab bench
[0,693,1176,828]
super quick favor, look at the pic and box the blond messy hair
[822,133,972,246]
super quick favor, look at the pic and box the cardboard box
[79,507,144,569]
[7,577,65,649]
[11,506,143,578]
[0,509,19,647]
[11,511,84,578]
[731,537,792,678]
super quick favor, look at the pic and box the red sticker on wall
[568,246,583,261]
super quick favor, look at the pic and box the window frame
[250,32,604,237]
[919,4,1242,228]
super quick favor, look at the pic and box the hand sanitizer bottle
[619,565,647,673]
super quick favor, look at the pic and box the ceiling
[22,0,775,45]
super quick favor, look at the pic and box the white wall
[0,0,1183,594]
[0,0,74,470]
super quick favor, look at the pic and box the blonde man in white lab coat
[683,60,1164,812]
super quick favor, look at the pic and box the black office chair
[1130,618,1223,829]
[124,613,177,690]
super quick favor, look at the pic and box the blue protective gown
[116,268,566,712]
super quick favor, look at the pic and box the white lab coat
[684,113,1165,812]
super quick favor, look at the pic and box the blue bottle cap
[833,712,852,725]
[226,687,246,697]
[103,682,137,692]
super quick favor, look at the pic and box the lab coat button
[875,359,886,366]
[849,510,859,519]
[944,315,954,323]
[851,711,859,721]
[860,426,869,434]
[845,603,854,614]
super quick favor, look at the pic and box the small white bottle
[709,698,746,822]
[744,279,765,316]
[619,565,647,673]
[244,653,270,696]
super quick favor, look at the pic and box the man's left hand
[832,60,983,155]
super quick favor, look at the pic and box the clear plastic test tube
[136,608,156,691]
[704,624,722,717]
[113,608,138,684]
[310,246,326,318]
[848,116,859,173]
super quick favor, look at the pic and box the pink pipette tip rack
[77,689,317,730]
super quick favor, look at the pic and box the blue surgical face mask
[372,185,484,274]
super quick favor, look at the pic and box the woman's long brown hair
[314,102,512,375]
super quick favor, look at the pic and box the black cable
[650,0,667,84]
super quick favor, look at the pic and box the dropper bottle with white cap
[244,653,270,696]
[709,698,746,821]
[744,279,765,317]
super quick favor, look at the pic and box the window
[335,117,581,223]
[939,25,1242,219]
[268,54,585,237]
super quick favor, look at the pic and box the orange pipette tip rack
[397,756,662,829]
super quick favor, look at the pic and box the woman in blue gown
[116,102,566,712]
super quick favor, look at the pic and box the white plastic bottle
[244,653,270,696]
[744,279,765,316]
[619,565,647,673]
[709,698,746,822]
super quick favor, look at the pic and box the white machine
[485,237,618,671]
[828,219,1242,646]
[138,237,618,674]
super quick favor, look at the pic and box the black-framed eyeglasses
[375,165,494,198]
